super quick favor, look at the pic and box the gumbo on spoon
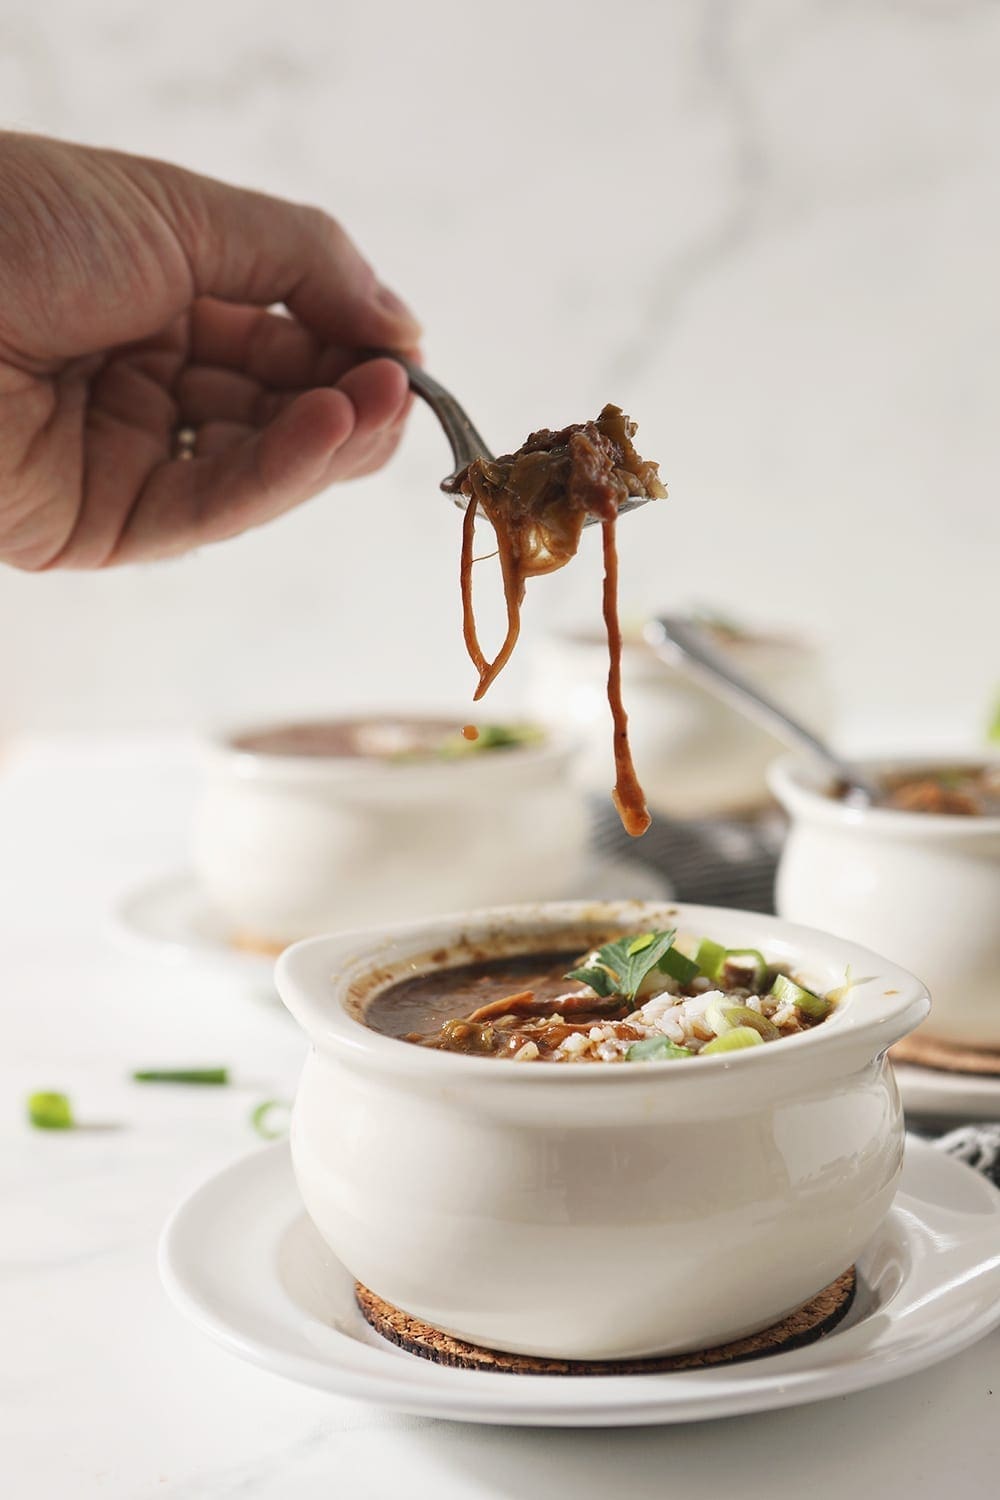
[373,350,666,836]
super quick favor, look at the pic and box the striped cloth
[589,799,784,914]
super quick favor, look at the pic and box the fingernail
[374,282,422,333]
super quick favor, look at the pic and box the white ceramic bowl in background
[276,899,929,1361]
[770,755,1000,1047]
[527,624,832,817]
[193,722,588,946]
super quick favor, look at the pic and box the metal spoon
[369,349,652,522]
[643,615,881,806]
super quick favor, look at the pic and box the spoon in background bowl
[643,615,881,808]
[365,349,655,522]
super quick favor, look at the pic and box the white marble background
[0,0,997,745]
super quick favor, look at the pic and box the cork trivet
[355,1267,856,1376]
[892,1032,1000,1076]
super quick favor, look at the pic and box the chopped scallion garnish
[250,1099,291,1139]
[701,1026,765,1055]
[768,973,831,1021]
[27,1091,74,1129]
[694,937,727,981]
[132,1068,229,1085]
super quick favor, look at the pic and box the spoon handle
[367,350,494,489]
[643,616,880,802]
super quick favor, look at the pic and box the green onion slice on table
[250,1099,291,1139]
[131,1068,229,1085]
[27,1091,74,1129]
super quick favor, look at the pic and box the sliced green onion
[721,1004,781,1041]
[989,696,1000,744]
[827,965,854,1007]
[438,723,544,757]
[626,1036,691,1062]
[704,994,735,1036]
[132,1068,229,1085]
[768,973,831,1021]
[250,1099,291,1139]
[657,946,700,985]
[27,1091,74,1129]
[721,948,768,986]
[695,938,727,981]
[701,1026,764,1055]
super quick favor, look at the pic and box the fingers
[134,155,422,351]
[326,356,410,442]
[188,302,332,388]
[175,349,408,436]
[176,366,262,426]
[182,299,414,426]
[111,357,409,561]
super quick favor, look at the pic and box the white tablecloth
[2,738,998,1499]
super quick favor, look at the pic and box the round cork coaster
[892,1032,1000,1076]
[355,1267,856,1376]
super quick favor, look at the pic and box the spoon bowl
[369,350,653,524]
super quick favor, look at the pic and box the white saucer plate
[115,862,673,980]
[159,1136,1000,1427]
[895,1062,1000,1123]
[114,873,280,982]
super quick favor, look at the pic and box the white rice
[508,983,810,1063]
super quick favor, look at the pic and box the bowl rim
[769,752,1000,836]
[542,618,824,658]
[275,898,930,1085]
[201,715,578,783]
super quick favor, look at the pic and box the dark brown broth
[232,717,471,759]
[837,765,1000,817]
[364,949,592,1042]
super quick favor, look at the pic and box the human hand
[0,133,421,569]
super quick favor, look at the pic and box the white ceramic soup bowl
[276,899,928,1361]
[527,623,832,816]
[193,720,587,946]
[770,755,1000,1047]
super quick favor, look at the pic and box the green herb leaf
[626,1036,691,1062]
[566,929,678,1004]
[132,1068,229,1085]
[27,1091,74,1129]
[563,963,618,998]
[250,1099,291,1139]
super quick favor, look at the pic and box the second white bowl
[770,754,1000,1046]
[194,721,588,945]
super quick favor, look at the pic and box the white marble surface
[0,0,998,748]
[2,737,1000,1498]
